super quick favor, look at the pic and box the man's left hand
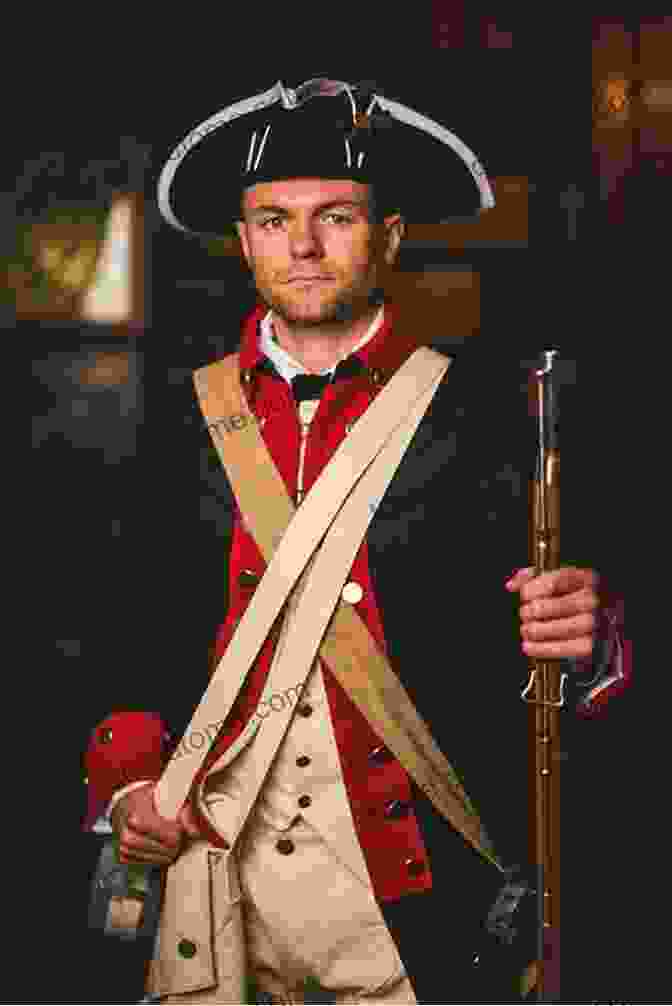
[506,566,600,661]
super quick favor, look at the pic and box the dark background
[21,11,647,1003]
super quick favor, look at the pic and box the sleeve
[573,589,630,718]
[82,711,172,832]
[82,354,235,831]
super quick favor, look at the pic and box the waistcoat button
[404,858,426,876]
[297,703,313,717]
[238,569,260,588]
[178,939,197,958]
[368,745,393,764]
[276,838,295,855]
[296,756,311,767]
[298,795,312,808]
[384,799,411,819]
[341,581,363,604]
[99,728,113,743]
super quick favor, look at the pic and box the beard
[253,268,383,329]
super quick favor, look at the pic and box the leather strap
[155,346,502,870]
[153,346,444,817]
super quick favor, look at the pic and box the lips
[286,276,333,283]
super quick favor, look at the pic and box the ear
[382,214,405,266]
[236,220,251,265]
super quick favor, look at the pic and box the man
[84,79,629,1003]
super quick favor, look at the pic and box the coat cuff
[573,592,629,718]
[82,711,171,831]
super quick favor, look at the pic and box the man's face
[236,178,403,327]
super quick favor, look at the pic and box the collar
[238,299,426,387]
[258,305,384,382]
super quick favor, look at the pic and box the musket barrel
[522,349,564,1001]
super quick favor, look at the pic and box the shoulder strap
[157,345,503,870]
[153,346,446,815]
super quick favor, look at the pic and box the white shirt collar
[258,305,385,384]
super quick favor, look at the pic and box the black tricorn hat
[157,78,495,238]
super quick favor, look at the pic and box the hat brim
[159,88,491,238]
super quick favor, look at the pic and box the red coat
[84,302,629,904]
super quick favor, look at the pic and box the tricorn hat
[157,77,495,238]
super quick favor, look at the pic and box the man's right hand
[112,783,199,866]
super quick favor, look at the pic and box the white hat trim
[157,79,495,236]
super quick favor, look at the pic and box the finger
[119,843,178,868]
[520,590,598,622]
[119,832,180,856]
[127,813,181,843]
[522,636,594,660]
[121,828,180,856]
[118,849,172,865]
[521,612,596,641]
[505,568,535,591]
[519,566,597,603]
[118,846,176,866]
[118,837,177,860]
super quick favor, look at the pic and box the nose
[288,218,323,258]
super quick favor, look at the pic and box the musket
[520,349,567,1002]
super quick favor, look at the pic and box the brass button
[404,858,426,876]
[178,939,197,958]
[240,368,253,384]
[297,703,313,717]
[369,367,385,386]
[276,838,295,855]
[296,756,311,767]
[384,800,411,819]
[238,569,260,588]
[341,582,363,604]
[298,795,312,809]
[368,745,393,765]
[99,728,113,744]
